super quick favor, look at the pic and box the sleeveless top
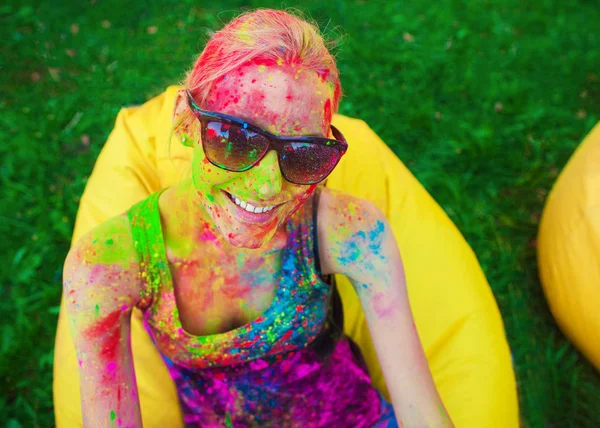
[126,188,398,427]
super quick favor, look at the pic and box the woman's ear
[173,89,194,147]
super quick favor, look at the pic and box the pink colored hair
[177,8,343,132]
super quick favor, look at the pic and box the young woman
[63,8,454,428]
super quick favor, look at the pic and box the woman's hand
[317,189,455,427]
[63,215,143,428]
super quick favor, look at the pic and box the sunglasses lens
[280,142,341,185]
[203,122,268,171]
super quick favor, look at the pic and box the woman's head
[184,8,342,115]
[173,8,344,249]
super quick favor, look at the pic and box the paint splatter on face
[182,60,335,249]
[322,99,332,136]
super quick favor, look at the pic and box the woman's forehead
[204,62,333,137]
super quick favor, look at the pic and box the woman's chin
[210,207,282,250]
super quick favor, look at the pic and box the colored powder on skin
[95,304,100,318]
[347,202,357,220]
[365,221,387,262]
[106,238,114,245]
[371,292,399,319]
[85,309,121,338]
[327,82,336,107]
[102,361,118,385]
[438,402,450,421]
[323,99,332,133]
[84,309,123,366]
[199,222,219,242]
[317,68,330,82]
[225,412,233,428]
[369,220,385,249]
[99,328,121,362]
[336,219,386,267]
[336,238,362,266]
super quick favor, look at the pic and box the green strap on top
[127,189,169,310]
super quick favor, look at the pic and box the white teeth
[229,193,275,214]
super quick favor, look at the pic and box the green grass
[1,0,599,426]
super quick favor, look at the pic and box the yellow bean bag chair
[54,86,519,427]
[537,122,600,372]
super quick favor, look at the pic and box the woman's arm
[317,189,454,427]
[63,215,143,428]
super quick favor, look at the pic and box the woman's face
[185,60,335,249]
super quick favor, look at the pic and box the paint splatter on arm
[318,189,454,427]
[63,215,143,428]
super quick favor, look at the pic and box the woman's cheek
[193,157,234,189]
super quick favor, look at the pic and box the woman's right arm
[63,215,143,428]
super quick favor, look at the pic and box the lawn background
[1,0,599,426]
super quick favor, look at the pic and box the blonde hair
[174,8,343,137]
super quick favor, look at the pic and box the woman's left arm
[318,189,454,427]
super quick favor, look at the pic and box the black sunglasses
[186,89,348,185]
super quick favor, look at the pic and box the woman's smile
[221,190,286,225]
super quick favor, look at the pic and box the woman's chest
[166,249,283,337]
[146,245,332,369]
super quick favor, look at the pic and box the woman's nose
[245,150,283,200]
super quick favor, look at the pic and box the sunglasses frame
[185,89,348,185]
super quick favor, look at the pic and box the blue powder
[337,221,386,267]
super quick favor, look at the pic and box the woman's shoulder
[317,187,385,225]
[315,187,388,276]
[64,214,142,297]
